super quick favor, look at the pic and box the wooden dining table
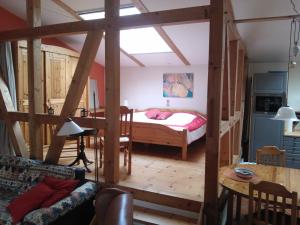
[219,163,300,222]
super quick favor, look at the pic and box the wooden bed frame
[132,122,188,160]
[132,109,205,160]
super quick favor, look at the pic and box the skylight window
[79,7,172,54]
[120,27,172,54]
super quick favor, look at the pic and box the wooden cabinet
[16,42,88,144]
[283,136,300,168]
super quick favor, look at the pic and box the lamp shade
[123,99,129,107]
[57,118,84,136]
[272,106,299,121]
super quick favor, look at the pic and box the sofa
[0,155,97,225]
[94,188,133,225]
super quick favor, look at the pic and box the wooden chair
[248,181,298,225]
[256,146,286,167]
[99,106,133,174]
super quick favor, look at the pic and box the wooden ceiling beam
[6,112,106,129]
[234,14,299,24]
[120,49,145,67]
[45,30,103,164]
[0,5,210,42]
[51,0,145,67]
[132,0,190,65]
[52,0,82,20]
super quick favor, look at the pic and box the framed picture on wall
[163,73,194,98]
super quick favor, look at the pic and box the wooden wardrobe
[15,41,88,144]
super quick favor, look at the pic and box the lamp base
[284,120,293,133]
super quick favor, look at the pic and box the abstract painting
[163,73,194,98]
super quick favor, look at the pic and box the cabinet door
[66,56,88,116]
[250,114,284,161]
[253,72,287,93]
[45,52,68,115]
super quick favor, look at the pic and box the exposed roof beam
[0,77,28,157]
[0,5,210,41]
[120,49,145,67]
[52,0,82,20]
[51,0,145,67]
[234,14,299,24]
[132,0,190,66]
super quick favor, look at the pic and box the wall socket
[166,99,170,107]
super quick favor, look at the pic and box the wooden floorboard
[134,206,197,225]
[44,138,206,212]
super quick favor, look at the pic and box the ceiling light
[289,19,300,66]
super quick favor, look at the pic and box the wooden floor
[51,138,206,210]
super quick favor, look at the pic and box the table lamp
[57,118,84,136]
[272,106,300,132]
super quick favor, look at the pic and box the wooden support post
[26,0,43,160]
[236,49,245,112]
[0,77,28,157]
[104,0,120,184]
[233,120,241,155]
[229,40,239,117]
[204,0,225,224]
[45,30,103,164]
[222,26,230,121]
[233,50,246,156]
[220,131,231,166]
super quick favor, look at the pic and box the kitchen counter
[284,130,300,137]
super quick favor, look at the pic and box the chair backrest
[248,181,298,225]
[120,106,133,139]
[256,146,286,167]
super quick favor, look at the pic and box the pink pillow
[7,182,55,223]
[156,111,173,120]
[145,109,160,119]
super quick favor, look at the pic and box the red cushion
[156,111,173,120]
[145,109,160,119]
[41,176,79,207]
[7,182,55,223]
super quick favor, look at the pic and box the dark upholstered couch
[0,155,96,225]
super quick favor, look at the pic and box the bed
[131,109,207,160]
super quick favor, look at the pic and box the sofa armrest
[23,182,96,225]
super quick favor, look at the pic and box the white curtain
[0,42,17,155]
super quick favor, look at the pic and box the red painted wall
[0,6,105,107]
